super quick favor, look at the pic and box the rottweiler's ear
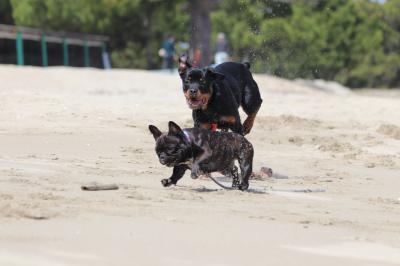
[178,54,192,78]
[206,68,225,81]
[168,121,183,136]
[149,125,162,140]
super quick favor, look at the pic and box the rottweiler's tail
[243,62,251,69]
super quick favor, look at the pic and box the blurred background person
[214,32,229,65]
[160,35,175,72]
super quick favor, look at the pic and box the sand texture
[0,66,399,266]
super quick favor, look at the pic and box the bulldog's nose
[159,155,166,164]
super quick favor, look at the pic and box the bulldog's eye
[169,146,180,155]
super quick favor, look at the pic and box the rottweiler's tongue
[190,99,202,106]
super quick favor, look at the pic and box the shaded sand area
[0,66,399,265]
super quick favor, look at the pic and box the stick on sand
[81,183,119,191]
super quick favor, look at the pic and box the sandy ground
[0,65,399,266]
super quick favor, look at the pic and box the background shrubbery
[2,0,400,88]
[212,0,400,88]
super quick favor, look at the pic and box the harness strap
[208,175,234,190]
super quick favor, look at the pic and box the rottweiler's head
[178,55,225,110]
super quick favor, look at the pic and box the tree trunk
[188,0,218,67]
[0,0,14,24]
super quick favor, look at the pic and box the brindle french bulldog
[149,121,254,190]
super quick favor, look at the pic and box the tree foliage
[4,0,400,87]
[211,0,400,88]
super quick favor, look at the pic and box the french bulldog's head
[148,121,191,167]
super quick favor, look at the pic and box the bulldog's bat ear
[149,125,162,140]
[168,121,183,136]
[178,54,192,78]
[206,67,225,81]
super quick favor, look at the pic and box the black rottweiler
[178,55,263,135]
[149,121,254,190]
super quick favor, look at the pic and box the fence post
[83,41,90,67]
[63,38,69,66]
[16,31,24,66]
[41,34,48,67]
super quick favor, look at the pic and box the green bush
[211,0,400,88]
[7,0,400,87]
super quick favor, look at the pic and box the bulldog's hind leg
[238,142,254,190]
[221,165,240,188]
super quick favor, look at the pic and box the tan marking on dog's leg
[219,115,236,125]
[243,113,257,135]
[199,122,211,130]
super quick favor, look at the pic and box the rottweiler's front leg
[231,120,244,135]
[199,122,212,130]
[193,110,209,129]
[219,114,244,135]
[193,110,218,131]
[243,113,257,135]
[161,165,188,187]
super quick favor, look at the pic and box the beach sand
[0,66,399,266]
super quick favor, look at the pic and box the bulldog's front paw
[190,171,199,179]
[190,164,202,179]
[161,178,174,187]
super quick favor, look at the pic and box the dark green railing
[0,24,109,68]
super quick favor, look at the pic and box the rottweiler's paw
[161,179,174,187]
